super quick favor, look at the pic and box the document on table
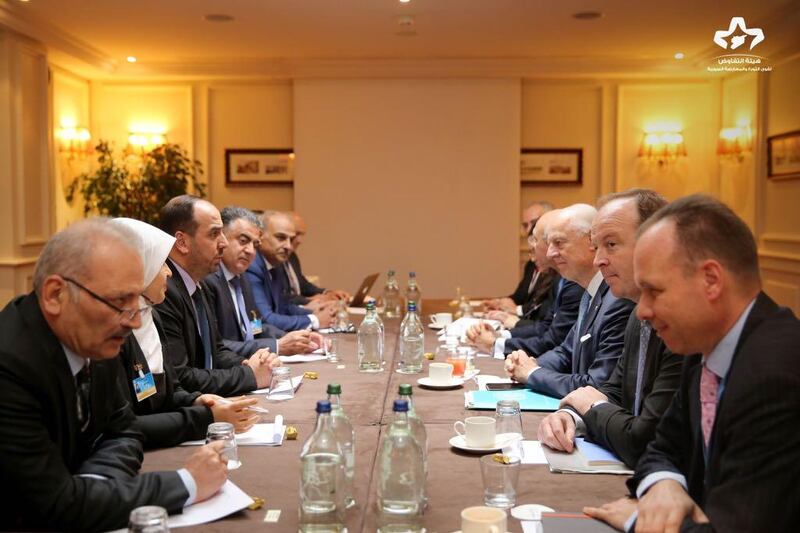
[172,480,253,528]
[522,513,618,532]
[279,353,327,363]
[520,440,549,465]
[465,389,560,411]
[250,375,304,396]
[180,420,285,446]
[436,317,503,340]
[574,438,626,466]
[542,441,633,475]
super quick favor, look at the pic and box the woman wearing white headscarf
[113,218,259,449]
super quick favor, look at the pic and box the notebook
[542,440,633,475]
[465,389,561,411]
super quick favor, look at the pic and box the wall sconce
[638,130,687,166]
[717,126,752,161]
[127,130,167,155]
[56,126,92,160]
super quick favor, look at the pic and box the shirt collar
[172,260,197,296]
[61,343,89,377]
[585,271,604,298]
[704,297,757,379]
[220,262,236,282]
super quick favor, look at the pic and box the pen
[215,398,270,415]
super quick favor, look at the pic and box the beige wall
[294,79,521,298]
[759,56,800,314]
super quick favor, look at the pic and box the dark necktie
[75,363,91,432]
[573,291,593,354]
[230,276,254,341]
[285,262,302,296]
[633,321,652,416]
[191,289,213,370]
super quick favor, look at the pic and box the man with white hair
[0,219,227,531]
[504,204,635,398]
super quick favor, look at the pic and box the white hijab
[112,218,176,374]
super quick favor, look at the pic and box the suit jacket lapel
[167,259,204,365]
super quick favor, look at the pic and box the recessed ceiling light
[204,14,234,22]
[674,52,685,60]
[399,0,412,3]
[126,56,137,63]
[572,11,604,20]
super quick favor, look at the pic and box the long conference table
[143,299,627,532]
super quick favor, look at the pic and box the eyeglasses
[62,276,150,322]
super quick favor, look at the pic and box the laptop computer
[349,272,380,307]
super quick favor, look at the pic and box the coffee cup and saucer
[449,416,519,452]
[417,362,463,389]
[428,312,453,330]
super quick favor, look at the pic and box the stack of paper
[278,353,327,363]
[181,420,285,446]
[436,317,502,340]
[251,374,304,396]
[465,389,560,411]
[542,438,632,475]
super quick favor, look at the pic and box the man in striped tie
[585,195,800,532]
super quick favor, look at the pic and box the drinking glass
[479,454,521,509]
[334,301,350,330]
[267,366,294,401]
[205,422,240,470]
[495,400,524,460]
[128,505,169,532]
[326,337,340,364]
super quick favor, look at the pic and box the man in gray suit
[536,189,683,468]
[504,204,635,398]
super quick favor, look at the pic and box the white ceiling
[3,0,800,78]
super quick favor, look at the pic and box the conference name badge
[250,311,263,335]
[132,365,157,402]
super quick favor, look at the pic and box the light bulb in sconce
[638,129,687,167]
[127,129,167,154]
[718,125,753,161]
[56,123,93,160]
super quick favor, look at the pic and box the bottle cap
[409,271,416,277]
[388,269,395,276]
[316,400,332,413]
[365,300,376,310]
[407,301,417,312]
[398,384,413,396]
[327,383,342,395]
[393,399,409,412]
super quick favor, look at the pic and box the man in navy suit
[204,206,327,356]
[504,204,635,398]
[246,211,336,332]
[585,195,800,532]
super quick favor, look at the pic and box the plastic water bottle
[383,270,402,318]
[377,400,424,530]
[405,271,422,314]
[398,301,424,374]
[327,383,356,509]
[398,384,428,506]
[299,400,346,532]
[357,301,384,372]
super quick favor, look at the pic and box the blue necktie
[573,291,592,353]
[191,289,213,370]
[230,276,254,341]
[633,321,652,416]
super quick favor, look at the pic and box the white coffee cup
[454,416,496,448]
[430,312,453,326]
[461,506,507,533]
[429,362,454,385]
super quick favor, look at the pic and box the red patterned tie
[700,365,720,448]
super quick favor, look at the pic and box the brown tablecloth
[143,300,628,532]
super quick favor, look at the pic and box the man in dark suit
[156,195,279,396]
[537,189,683,468]
[204,206,327,357]
[585,195,800,532]
[504,204,635,398]
[0,219,227,531]
[468,208,583,357]
[484,201,554,315]
[246,211,336,332]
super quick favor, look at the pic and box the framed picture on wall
[520,148,583,184]
[767,130,800,180]
[225,148,295,185]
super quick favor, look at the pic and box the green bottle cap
[398,384,413,396]
[327,383,342,395]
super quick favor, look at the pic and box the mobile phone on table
[485,382,526,391]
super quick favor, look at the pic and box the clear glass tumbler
[267,366,294,401]
[206,421,240,470]
[479,454,521,509]
[495,399,524,460]
[128,505,169,532]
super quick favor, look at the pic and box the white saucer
[448,433,519,453]
[417,376,464,389]
[428,322,448,330]
[510,503,556,521]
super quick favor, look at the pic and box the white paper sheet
[181,421,285,446]
[521,522,543,533]
[278,353,327,363]
[520,441,549,465]
[170,480,253,528]
[250,374,304,396]
[347,306,367,315]
[436,317,502,340]
[475,374,515,391]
